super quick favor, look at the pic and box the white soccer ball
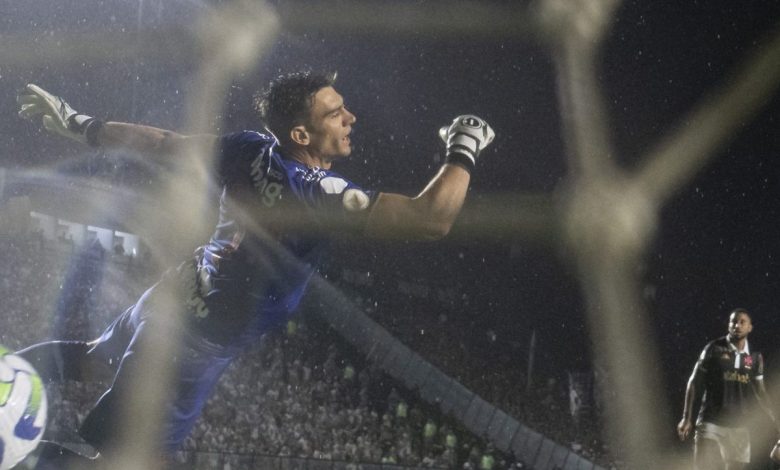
[0,346,47,470]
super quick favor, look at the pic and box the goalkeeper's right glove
[17,84,103,146]
[439,114,495,172]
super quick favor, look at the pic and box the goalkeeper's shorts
[79,276,240,454]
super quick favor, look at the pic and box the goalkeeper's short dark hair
[255,71,337,144]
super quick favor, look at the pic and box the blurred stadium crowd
[0,232,616,469]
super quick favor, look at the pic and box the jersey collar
[727,338,750,355]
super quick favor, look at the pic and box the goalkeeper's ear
[289,125,310,146]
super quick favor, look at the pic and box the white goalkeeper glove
[439,114,495,171]
[17,84,102,146]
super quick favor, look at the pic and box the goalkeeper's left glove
[17,84,102,146]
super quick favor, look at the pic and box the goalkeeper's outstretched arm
[18,84,499,241]
[17,83,216,162]
[365,115,495,241]
[92,121,217,160]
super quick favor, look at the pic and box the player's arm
[753,378,779,430]
[366,164,470,240]
[677,347,708,441]
[751,356,780,463]
[17,84,217,163]
[677,370,701,440]
[365,115,494,240]
[751,355,780,434]
[92,122,217,162]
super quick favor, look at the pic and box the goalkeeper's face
[304,86,356,161]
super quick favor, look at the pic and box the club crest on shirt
[298,166,327,182]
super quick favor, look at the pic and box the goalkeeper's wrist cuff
[445,152,475,174]
[68,115,104,147]
[84,119,104,147]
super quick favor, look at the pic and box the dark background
[1,0,779,461]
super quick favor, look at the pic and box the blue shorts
[79,272,242,453]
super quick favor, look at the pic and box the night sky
[2,0,780,456]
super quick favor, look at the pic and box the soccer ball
[0,346,47,470]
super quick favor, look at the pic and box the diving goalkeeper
[16,72,495,467]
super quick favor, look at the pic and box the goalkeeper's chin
[339,135,353,157]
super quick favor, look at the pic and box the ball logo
[0,346,47,470]
[460,116,481,128]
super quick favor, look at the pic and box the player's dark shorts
[79,268,243,453]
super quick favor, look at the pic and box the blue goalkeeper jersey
[189,130,376,346]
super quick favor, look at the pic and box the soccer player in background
[677,308,780,470]
[16,72,495,467]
